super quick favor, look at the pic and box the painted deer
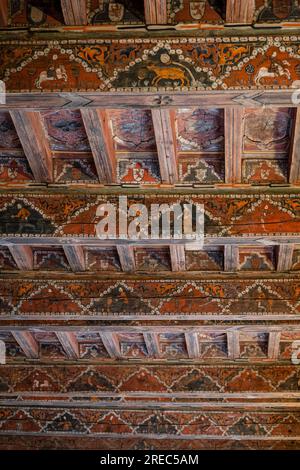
[147,64,188,87]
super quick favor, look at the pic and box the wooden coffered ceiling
[1,0,300,451]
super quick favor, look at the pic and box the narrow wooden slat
[289,108,300,185]
[227,331,240,360]
[224,107,243,184]
[9,111,53,183]
[224,245,239,272]
[277,244,294,272]
[144,0,167,24]
[152,109,178,184]
[143,332,161,358]
[0,0,8,27]
[268,332,281,360]
[61,0,87,25]
[56,332,79,359]
[185,332,200,359]
[12,331,39,359]
[170,245,186,272]
[81,109,116,183]
[63,245,85,272]
[8,245,33,271]
[100,332,121,358]
[117,246,136,273]
[226,0,255,24]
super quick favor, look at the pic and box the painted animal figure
[147,64,187,86]
[219,46,248,65]
[255,63,291,85]
[35,65,68,89]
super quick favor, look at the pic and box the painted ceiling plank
[226,0,255,24]
[61,0,87,25]
[11,331,39,359]
[151,109,178,184]
[8,245,33,271]
[289,108,300,184]
[276,244,294,272]
[224,107,243,184]
[9,111,53,183]
[144,0,167,25]
[56,332,80,359]
[63,245,86,272]
[81,109,116,183]
[116,245,136,272]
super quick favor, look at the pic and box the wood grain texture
[11,331,39,359]
[170,245,186,272]
[277,244,294,272]
[0,0,8,27]
[81,109,116,183]
[144,0,167,24]
[56,332,79,359]
[289,108,300,184]
[143,332,161,357]
[151,109,178,184]
[100,332,121,358]
[63,245,86,272]
[61,0,87,25]
[226,0,255,24]
[227,331,240,360]
[8,245,33,271]
[117,246,136,272]
[185,332,200,359]
[225,107,243,184]
[9,111,53,183]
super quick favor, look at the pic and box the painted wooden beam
[152,109,178,184]
[81,109,116,183]
[277,244,294,272]
[1,90,297,111]
[226,0,255,24]
[185,332,200,359]
[56,332,79,359]
[170,245,186,272]
[289,108,300,185]
[227,331,240,360]
[2,236,300,248]
[224,245,239,272]
[9,111,53,183]
[268,332,281,360]
[143,332,161,358]
[61,0,87,25]
[144,0,167,25]
[0,0,8,27]
[63,245,86,272]
[224,107,243,184]
[117,246,136,273]
[100,332,121,358]
[11,331,39,359]
[8,245,33,271]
